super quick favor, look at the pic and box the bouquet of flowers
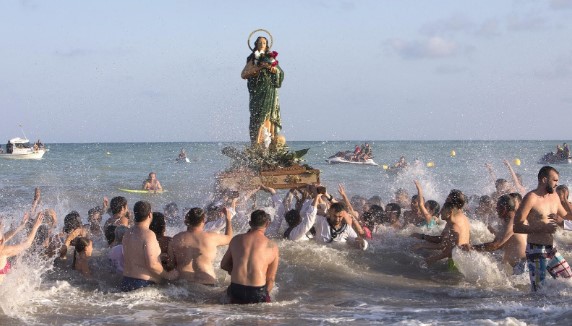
[254,50,279,67]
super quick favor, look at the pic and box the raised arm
[3,212,30,242]
[30,187,41,215]
[485,163,497,185]
[503,159,526,194]
[338,184,357,218]
[0,212,44,258]
[414,180,435,225]
[217,207,234,245]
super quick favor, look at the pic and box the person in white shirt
[314,202,368,250]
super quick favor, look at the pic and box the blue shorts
[120,276,156,292]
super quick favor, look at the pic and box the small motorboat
[326,156,379,166]
[0,137,46,160]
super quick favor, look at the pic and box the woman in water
[0,211,44,283]
[72,237,93,278]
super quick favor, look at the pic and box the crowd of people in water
[1,161,572,303]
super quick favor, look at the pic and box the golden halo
[248,29,273,51]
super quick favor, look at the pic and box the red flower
[269,51,279,58]
[271,60,279,67]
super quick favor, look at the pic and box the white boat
[0,137,46,160]
[326,156,379,166]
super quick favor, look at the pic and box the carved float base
[216,164,320,190]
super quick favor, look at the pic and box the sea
[1,140,572,325]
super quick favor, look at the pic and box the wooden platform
[216,165,320,190]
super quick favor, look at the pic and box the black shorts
[227,282,270,304]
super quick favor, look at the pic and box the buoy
[514,158,521,166]
[450,150,456,157]
[382,165,388,170]
[106,152,111,155]
[426,161,435,168]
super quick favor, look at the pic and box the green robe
[247,62,284,144]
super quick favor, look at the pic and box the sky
[1,0,572,143]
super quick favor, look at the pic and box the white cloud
[388,36,465,59]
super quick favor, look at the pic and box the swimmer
[221,210,279,304]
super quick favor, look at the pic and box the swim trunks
[526,243,572,292]
[0,261,11,275]
[120,276,156,292]
[227,282,270,304]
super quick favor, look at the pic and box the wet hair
[446,189,466,209]
[368,195,383,207]
[538,166,558,181]
[150,212,166,237]
[110,196,127,215]
[284,209,301,227]
[411,195,419,202]
[367,205,385,226]
[133,201,152,222]
[250,209,271,229]
[425,200,441,217]
[497,194,516,212]
[72,237,91,270]
[328,202,348,214]
[114,226,128,244]
[385,203,401,218]
[63,211,82,234]
[479,195,493,207]
[556,185,569,193]
[495,178,508,188]
[164,202,179,216]
[185,207,205,227]
[34,225,49,246]
[88,206,103,219]
[105,225,117,245]
[441,202,454,217]
[508,192,523,203]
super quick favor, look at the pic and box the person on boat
[143,172,162,192]
[0,211,44,284]
[241,35,284,147]
[352,145,361,161]
[359,143,372,161]
[563,143,570,159]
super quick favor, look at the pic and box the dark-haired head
[285,209,301,227]
[328,202,348,215]
[110,196,127,215]
[105,225,117,246]
[133,201,152,223]
[385,203,401,218]
[496,194,516,214]
[446,189,466,209]
[185,207,205,227]
[63,211,82,234]
[425,200,441,217]
[250,209,271,229]
[538,166,558,182]
[150,212,166,237]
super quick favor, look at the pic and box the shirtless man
[220,210,279,304]
[514,166,572,291]
[120,201,178,291]
[412,189,471,265]
[143,172,162,192]
[472,194,527,273]
[168,207,233,285]
[104,196,129,229]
